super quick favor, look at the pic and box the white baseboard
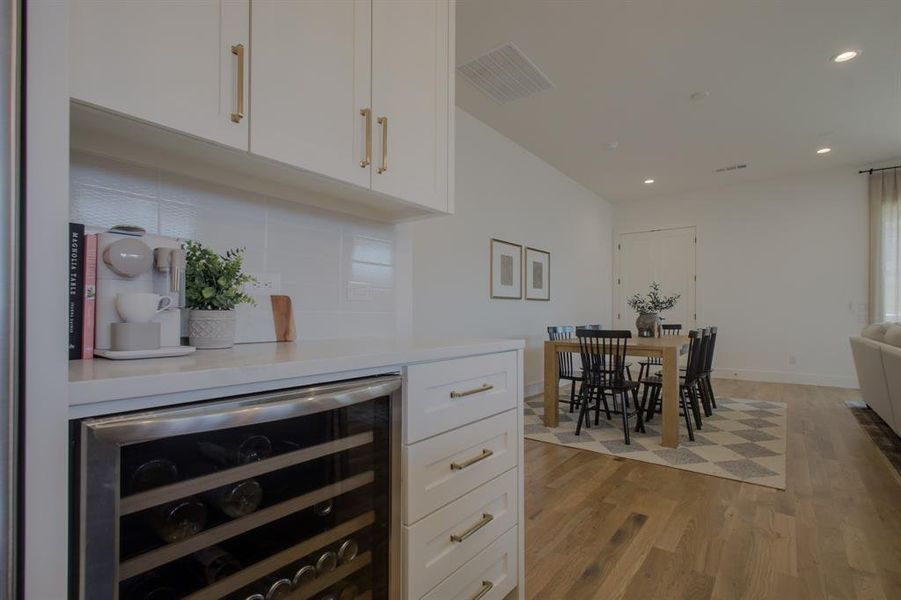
[711,368,859,390]
[529,369,860,395]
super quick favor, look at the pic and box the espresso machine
[94,227,195,359]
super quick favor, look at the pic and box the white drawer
[421,527,518,600]
[404,469,518,599]
[405,352,517,444]
[404,410,518,525]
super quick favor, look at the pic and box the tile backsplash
[70,150,406,340]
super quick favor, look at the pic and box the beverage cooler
[71,376,401,600]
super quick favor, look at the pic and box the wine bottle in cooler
[147,497,208,543]
[202,479,263,518]
[121,571,180,600]
[192,545,243,585]
[197,433,273,466]
[123,458,179,495]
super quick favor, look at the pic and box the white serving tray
[94,346,196,360]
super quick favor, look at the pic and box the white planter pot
[188,309,236,349]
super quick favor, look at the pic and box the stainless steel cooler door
[78,375,401,600]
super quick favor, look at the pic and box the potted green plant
[183,240,256,349]
[626,281,680,337]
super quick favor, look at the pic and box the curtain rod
[859,165,901,174]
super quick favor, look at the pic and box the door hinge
[694,237,697,243]
[617,278,621,285]
[617,313,621,320]
[694,313,697,320]
[617,243,621,250]
[694,275,697,281]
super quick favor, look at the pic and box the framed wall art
[490,238,522,299]
[525,247,550,301]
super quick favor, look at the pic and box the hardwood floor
[523,379,901,600]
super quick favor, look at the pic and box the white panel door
[371,0,451,212]
[250,0,372,188]
[70,0,249,150]
[616,227,697,331]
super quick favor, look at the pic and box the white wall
[70,150,403,340]
[615,169,868,388]
[410,109,615,394]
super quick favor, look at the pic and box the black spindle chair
[638,329,706,441]
[547,326,583,412]
[580,324,635,381]
[699,326,718,411]
[575,328,643,444]
[637,323,682,381]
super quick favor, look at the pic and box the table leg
[661,346,679,448]
[543,341,559,427]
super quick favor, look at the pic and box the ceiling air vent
[714,163,749,173]
[457,43,555,104]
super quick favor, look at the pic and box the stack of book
[68,222,96,360]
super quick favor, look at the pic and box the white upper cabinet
[70,0,250,151]
[250,1,372,189]
[372,0,452,213]
[69,0,454,219]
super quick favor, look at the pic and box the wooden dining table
[543,335,691,448]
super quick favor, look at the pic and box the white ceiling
[456,0,901,202]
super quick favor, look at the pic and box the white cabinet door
[372,0,452,212]
[70,0,249,151]
[250,0,372,188]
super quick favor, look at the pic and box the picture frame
[525,247,551,301]
[490,238,523,299]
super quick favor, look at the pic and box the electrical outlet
[347,281,372,301]
[244,272,281,295]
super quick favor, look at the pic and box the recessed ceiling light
[816,147,832,154]
[644,179,655,184]
[832,50,859,63]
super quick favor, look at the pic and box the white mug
[115,292,172,323]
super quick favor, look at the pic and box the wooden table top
[547,335,690,353]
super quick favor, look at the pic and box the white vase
[188,309,236,349]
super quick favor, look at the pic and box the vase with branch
[626,282,680,337]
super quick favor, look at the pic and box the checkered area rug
[524,392,787,490]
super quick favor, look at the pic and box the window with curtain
[870,168,901,322]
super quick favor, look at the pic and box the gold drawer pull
[450,513,494,543]
[451,449,493,471]
[472,580,494,600]
[230,44,245,123]
[360,108,372,167]
[450,384,494,398]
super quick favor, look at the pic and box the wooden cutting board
[235,295,296,343]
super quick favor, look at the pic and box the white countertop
[69,337,524,410]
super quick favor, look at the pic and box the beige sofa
[850,322,901,436]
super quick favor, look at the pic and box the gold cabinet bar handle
[450,513,494,543]
[450,384,493,399]
[230,44,245,123]
[472,581,494,600]
[377,116,388,173]
[360,108,372,167]
[450,449,493,471]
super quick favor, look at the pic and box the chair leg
[638,363,646,382]
[681,393,695,441]
[569,381,577,413]
[648,385,661,421]
[705,375,717,409]
[687,384,703,430]
[634,389,646,433]
[600,390,612,420]
[639,385,651,422]
[575,385,591,435]
[698,379,713,417]
[626,366,633,381]
[621,391,631,445]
